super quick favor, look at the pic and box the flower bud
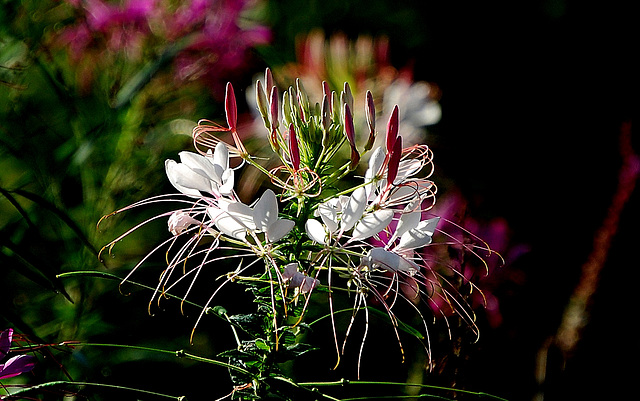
[387,136,402,185]
[288,123,301,170]
[343,81,354,113]
[331,90,340,122]
[343,103,360,170]
[282,90,293,126]
[225,82,237,132]
[255,80,270,129]
[386,105,399,154]
[296,78,310,122]
[321,93,331,132]
[264,67,274,94]
[288,86,301,125]
[364,90,376,151]
[322,81,330,99]
[270,86,280,150]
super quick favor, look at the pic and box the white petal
[282,263,299,279]
[352,209,394,241]
[299,276,319,293]
[415,217,439,236]
[396,159,422,182]
[366,247,418,275]
[318,203,338,233]
[395,210,421,238]
[397,228,432,250]
[267,218,294,242]
[396,217,439,250]
[179,151,218,181]
[253,189,278,232]
[341,187,367,232]
[305,219,326,244]
[213,142,229,172]
[165,159,210,196]
[167,211,199,235]
[365,147,386,200]
[220,199,255,230]
[365,146,386,181]
[208,207,246,240]
[390,185,417,203]
[219,168,234,195]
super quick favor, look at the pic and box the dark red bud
[288,123,300,171]
[387,136,402,185]
[225,82,237,132]
[386,105,399,154]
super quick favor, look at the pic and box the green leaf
[255,338,270,351]
[228,313,265,338]
[1,241,73,302]
[367,307,425,340]
[9,188,99,257]
[281,343,317,359]
[0,186,35,228]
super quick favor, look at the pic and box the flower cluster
[101,69,496,378]
[255,29,441,149]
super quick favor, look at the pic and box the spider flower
[165,142,234,197]
[101,73,499,381]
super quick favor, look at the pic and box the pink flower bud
[343,103,360,170]
[343,81,354,112]
[386,105,399,154]
[270,86,279,150]
[387,136,402,185]
[322,81,330,99]
[364,90,376,151]
[265,67,274,93]
[288,123,300,170]
[270,86,279,130]
[225,82,237,132]
[321,93,331,132]
[343,103,356,145]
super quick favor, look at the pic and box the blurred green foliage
[0,1,268,398]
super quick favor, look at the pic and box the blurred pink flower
[0,329,37,380]
[55,0,271,93]
[427,190,530,327]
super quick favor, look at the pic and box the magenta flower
[56,0,271,94]
[0,329,37,380]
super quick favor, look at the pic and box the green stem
[245,155,286,187]
[64,342,256,378]
[270,376,342,401]
[57,271,204,308]
[3,380,185,400]
[296,380,509,401]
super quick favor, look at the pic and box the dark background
[266,0,638,399]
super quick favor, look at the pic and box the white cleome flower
[165,142,234,197]
[282,262,319,293]
[208,189,294,242]
[359,247,420,276]
[167,211,201,235]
